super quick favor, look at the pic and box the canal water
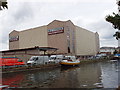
[1,60,120,89]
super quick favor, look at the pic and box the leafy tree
[113,49,118,55]
[2,1,8,9]
[113,31,120,40]
[0,1,8,10]
[106,13,120,30]
[105,13,120,40]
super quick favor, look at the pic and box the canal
[2,60,120,89]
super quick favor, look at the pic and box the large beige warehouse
[9,20,99,56]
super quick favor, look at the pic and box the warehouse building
[2,20,99,63]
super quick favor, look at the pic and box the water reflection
[101,60,119,88]
[47,63,102,88]
[2,73,24,87]
[2,68,61,88]
[2,60,119,88]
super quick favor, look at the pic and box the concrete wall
[95,32,100,54]
[47,20,76,54]
[47,20,68,54]
[75,26,99,56]
[19,26,48,49]
[9,20,99,56]
[65,20,76,55]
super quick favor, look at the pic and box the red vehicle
[0,57,25,67]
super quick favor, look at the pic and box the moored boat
[60,56,80,66]
[113,54,120,60]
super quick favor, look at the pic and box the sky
[0,0,119,51]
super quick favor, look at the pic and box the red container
[0,57,25,66]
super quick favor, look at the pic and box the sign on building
[48,27,64,35]
[9,36,19,42]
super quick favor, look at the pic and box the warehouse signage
[9,36,19,42]
[48,27,64,35]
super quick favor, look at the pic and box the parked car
[49,55,64,63]
[27,56,49,65]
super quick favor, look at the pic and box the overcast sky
[0,0,118,51]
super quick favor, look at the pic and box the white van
[49,55,64,63]
[64,56,77,61]
[27,56,49,65]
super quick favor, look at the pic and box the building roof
[10,20,73,34]
[47,20,74,26]
[0,46,58,53]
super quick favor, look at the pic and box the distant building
[1,47,58,63]
[116,47,120,53]
[100,47,116,55]
[9,20,99,56]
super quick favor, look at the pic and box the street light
[0,0,8,10]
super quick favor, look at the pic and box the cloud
[86,19,118,47]
[101,38,118,47]
[13,3,33,23]
[0,0,118,51]
[68,14,118,47]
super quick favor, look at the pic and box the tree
[106,13,120,40]
[113,31,120,40]
[113,49,118,55]
[106,13,120,30]
[0,0,8,10]
[1,1,8,9]
[105,0,120,40]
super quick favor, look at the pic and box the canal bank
[1,63,60,74]
[80,58,110,64]
[1,59,119,89]
[1,59,110,73]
